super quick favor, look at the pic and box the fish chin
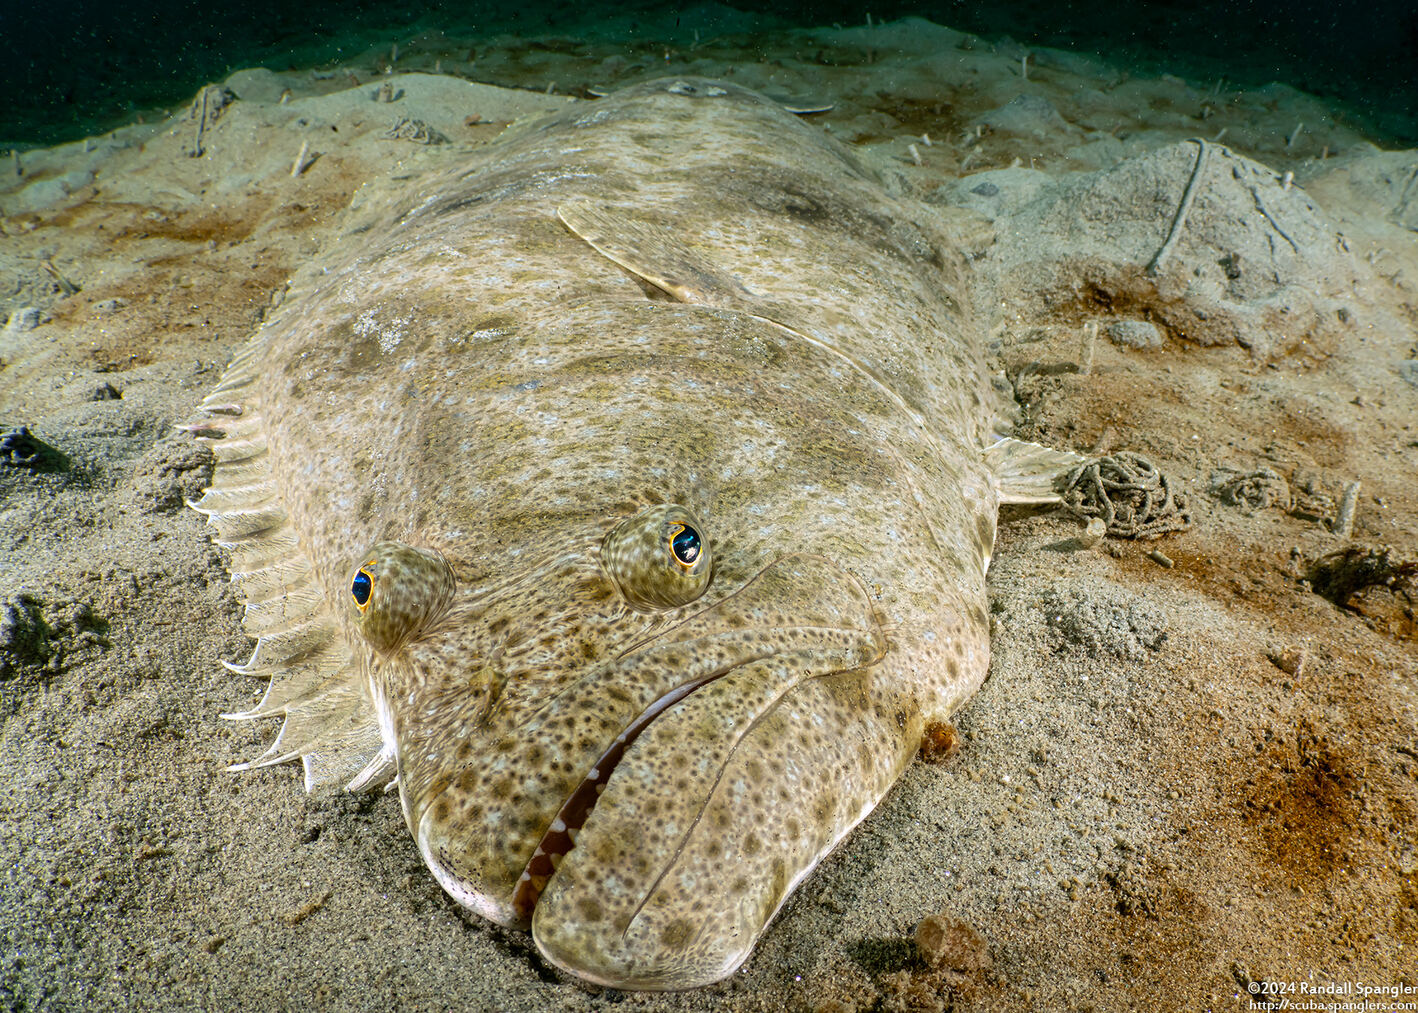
[407,554,901,986]
[522,562,910,989]
[527,639,910,990]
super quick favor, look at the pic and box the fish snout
[402,554,902,988]
[527,555,909,989]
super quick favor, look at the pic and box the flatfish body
[189,77,1077,989]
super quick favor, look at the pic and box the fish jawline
[509,652,773,924]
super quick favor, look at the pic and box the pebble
[914,914,993,972]
[4,306,41,333]
[1267,647,1306,677]
[1107,319,1163,349]
[1079,517,1107,549]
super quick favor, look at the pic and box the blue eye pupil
[671,525,701,566]
[351,569,372,606]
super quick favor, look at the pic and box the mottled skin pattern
[193,78,1018,989]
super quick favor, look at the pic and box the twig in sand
[291,140,310,177]
[1146,138,1209,277]
[1332,480,1361,539]
[1078,321,1097,375]
[41,259,80,296]
[1247,185,1299,254]
[192,87,209,158]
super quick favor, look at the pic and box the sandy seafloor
[1,14,1416,1013]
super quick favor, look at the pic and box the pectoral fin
[984,437,1089,504]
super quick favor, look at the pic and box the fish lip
[510,552,886,929]
[508,649,777,926]
[406,554,883,937]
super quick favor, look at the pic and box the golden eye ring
[668,522,702,569]
[351,561,376,612]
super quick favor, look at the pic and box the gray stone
[1106,319,1164,349]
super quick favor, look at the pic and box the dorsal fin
[187,332,389,794]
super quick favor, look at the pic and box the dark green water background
[1,0,1416,147]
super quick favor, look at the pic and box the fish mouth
[510,646,775,923]
[507,552,886,924]
[513,553,888,988]
[407,552,888,983]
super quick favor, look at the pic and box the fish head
[335,304,985,988]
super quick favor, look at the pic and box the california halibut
[188,77,1080,990]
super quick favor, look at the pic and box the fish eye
[345,542,456,652]
[351,564,375,611]
[669,523,702,568]
[603,505,712,612]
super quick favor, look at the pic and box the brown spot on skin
[660,918,694,949]
[576,896,604,923]
[742,833,761,856]
[588,832,622,866]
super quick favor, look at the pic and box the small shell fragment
[1079,517,1106,549]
